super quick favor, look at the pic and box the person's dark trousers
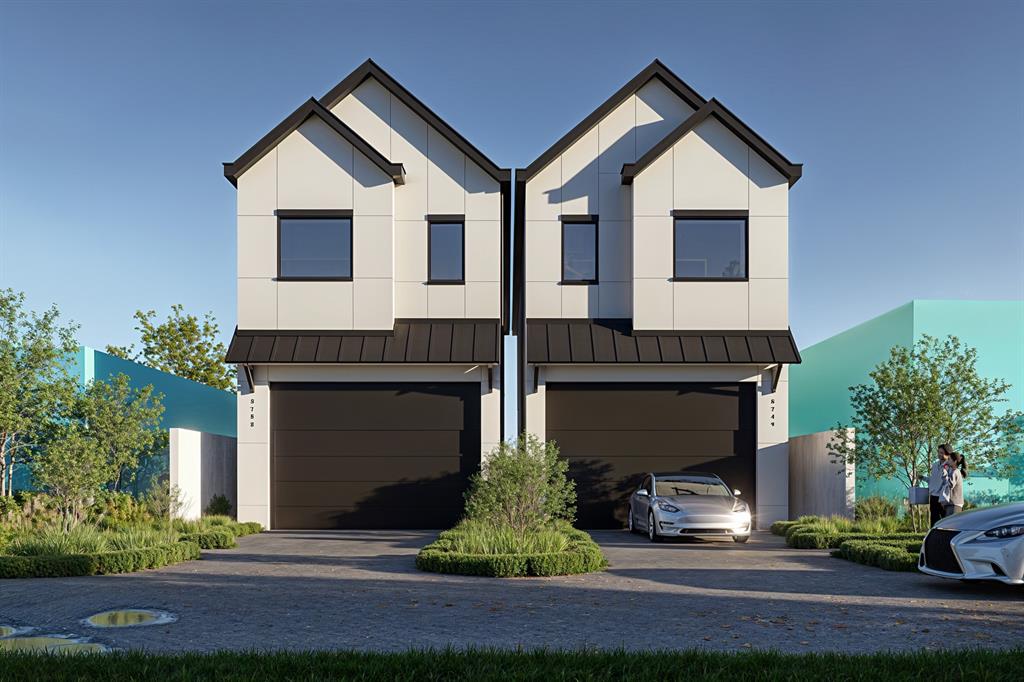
[929,495,943,526]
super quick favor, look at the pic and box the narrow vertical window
[561,216,598,284]
[428,218,464,283]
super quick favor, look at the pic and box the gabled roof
[223,97,405,187]
[321,59,510,183]
[515,60,708,183]
[621,99,803,186]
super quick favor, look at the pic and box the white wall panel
[673,281,748,329]
[390,97,429,221]
[560,127,599,215]
[633,149,673,217]
[427,127,465,215]
[466,281,500,318]
[748,279,788,329]
[597,282,631,317]
[353,151,393,216]
[394,220,427,282]
[673,118,749,210]
[598,171,630,220]
[561,284,598,318]
[332,77,391,157]
[525,220,561,282]
[749,152,789,217]
[748,217,788,279]
[635,78,695,156]
[633,278,673,330]
[633,216,672,279]
[277,281,353,329]
[465,220,500,282]
[525,159,561,220]
[599,220,631,282]
[394,281,428,318]
[465,161,501,221]
[277,119,354,210]
[353,215,393,279]
[237,278,277,329]
[353,278,394,329]
[526,281,561,318]
[237,149,277,216]
[237,216,277,278]
[598,95,636,172]
[427,284,466,317]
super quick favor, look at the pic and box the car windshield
[654,478,732,496]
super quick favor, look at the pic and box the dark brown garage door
[271,383,480,529]
[546,382,756,528]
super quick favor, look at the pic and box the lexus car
[919,502,1024,585]
[627,472,752,543]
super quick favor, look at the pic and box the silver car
[627,472,752,543]
[919,502,1024,585]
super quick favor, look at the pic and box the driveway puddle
[0,636,107,654]
[83,609,176,628]
[0,626,14,638]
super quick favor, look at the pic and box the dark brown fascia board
[621,98,803,187]
[320,59,510,183]
[223,98,405,187]
[517,59,707,184]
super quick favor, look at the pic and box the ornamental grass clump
[7,524,109,556]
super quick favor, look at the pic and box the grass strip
[0,649,1021,681]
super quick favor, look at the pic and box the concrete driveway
[1,530,1021,653]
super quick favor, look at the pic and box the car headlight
[656,501,680,513]
[732,500,749,513]
[984,525,1024,539]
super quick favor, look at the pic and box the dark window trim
[671,212,749,282]
[427,216,466,285]
[560,215,599,285]
[276,212,354,282]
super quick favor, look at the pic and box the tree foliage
[106,305,234,391]
[31,424,108,531]
[464,434,577,533]
[0,288,79,497]
[829,335,1023,496]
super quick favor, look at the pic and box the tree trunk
[0,434,7,497]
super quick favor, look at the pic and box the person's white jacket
[928,460,945,496]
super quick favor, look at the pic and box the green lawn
[0,649,1021,681]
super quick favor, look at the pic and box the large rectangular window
[428,218,465,283]
[673,213,747,281]
[562,217,598,284]
[277,211,352,280]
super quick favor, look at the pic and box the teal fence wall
[790,300,1024,505]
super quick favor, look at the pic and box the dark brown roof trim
[223,98,405,187]
[525,319,800,365]
[516,60,707,184]
[621,99,802,187]
[321,59,510,183]
[226,319,500,365]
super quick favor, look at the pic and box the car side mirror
[636,489,649,497]
[733,489,742,497]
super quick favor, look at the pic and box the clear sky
[2,1,1022,429]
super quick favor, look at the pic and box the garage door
[546,382,756,528]
[271,383,480,529]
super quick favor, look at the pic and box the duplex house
[224,60,510,530]
[512,61,802,528]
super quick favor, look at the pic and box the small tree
[106,305,234,391]
[829,335,1023,527]
[0,289,79,497]
[80,373,166,491]
[464,434,576,532]
[32,425,107,531]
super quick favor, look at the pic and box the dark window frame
[670,210,749,282]
[275,209,354,282]
[426,214,466,285]
[560,214,599,285]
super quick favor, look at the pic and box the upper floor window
[428,216,464,283]
[672,211,747,281]
[277,210,352,280]
[562,216,598,284]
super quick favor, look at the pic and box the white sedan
[919,502,1024,585]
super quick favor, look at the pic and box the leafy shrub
[0,541,200,579]
[463,435,576,532]
[770,520,801,536]
[833,539,921,571]
[107,526,178,551]
[88,491,152,529]
[202,514,234,527]
[179,528,236,549]
[232,521,263,536]
[143,478,186,521]
[204,495,233,517]
[855,495,898,521]
[416,522,606,577]
[0,495,21,522]
[441,519,570,555]
[7,524,110,556]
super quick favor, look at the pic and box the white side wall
[169,428,202,521]
[523,364,789,529]
[235,363,500,530]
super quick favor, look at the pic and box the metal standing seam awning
[525,320,800,365]
[226,319,500,365]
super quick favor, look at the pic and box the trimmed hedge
[417,525,607,577]
[232,521,263,537]
[180,528,237,549]
[0,541,200,579]
[770,520,801,536]
[831,539,922,572]
[786,530,924,550]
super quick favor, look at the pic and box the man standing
[928,445,951,526]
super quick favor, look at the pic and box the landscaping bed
[416,520,607,577]
[0,540,200,579]
[771,510,926,572]
[0,649,1021,681]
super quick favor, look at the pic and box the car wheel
[733,535,749,544]
[648,512,659,542]
[627,506,635,533]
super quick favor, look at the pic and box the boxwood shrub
[232,521,263,537]
[786,531,924,550]
[832,539,922,572]
[179,528,237,549]
[770,520,801,536]
[0,541,200,579]
[416,525,607,578]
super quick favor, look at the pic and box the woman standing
[942,452,967,517]
[928,445,951,526]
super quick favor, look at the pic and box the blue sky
[2,1,1022,428]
